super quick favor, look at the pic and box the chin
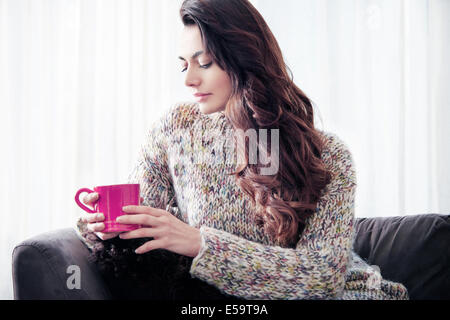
[198,103,223,115]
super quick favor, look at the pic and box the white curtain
[255,0,450,217]
[0,0,448,299]
[0,0,187,300]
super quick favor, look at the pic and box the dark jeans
[102,268,239,301]
[89,236,241,301]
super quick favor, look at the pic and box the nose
[184,67,201,88]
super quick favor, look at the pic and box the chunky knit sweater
[76,102,409,300]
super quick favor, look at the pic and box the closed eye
[181,62,213,73]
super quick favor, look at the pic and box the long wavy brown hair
[180,0,332,247]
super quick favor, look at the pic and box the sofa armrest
[12,228,111,300]
[353,214,450,300]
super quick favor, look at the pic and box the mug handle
[75,188,97,213]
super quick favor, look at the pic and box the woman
[77,0,409,300]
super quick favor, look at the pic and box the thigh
[91,238,175,300]
[168,276,243,301]
[90,237,242,301]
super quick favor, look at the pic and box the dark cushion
[12,228,111,299]
[353,214,450,300]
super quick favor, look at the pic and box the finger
[119,228,162,240]
[82,192,99,207]
[96,232,120,241]
[81,212,104,224]
[122,205,165,217]
[116,213,159,226]
[87,222,105,233]
[135,239,166,254]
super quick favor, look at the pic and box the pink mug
[75,184,141,233]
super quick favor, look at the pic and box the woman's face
[178,25,232,114]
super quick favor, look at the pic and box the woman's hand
[116,205,202,258]
[80,192,120,241]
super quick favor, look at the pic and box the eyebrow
[178,50,204,61]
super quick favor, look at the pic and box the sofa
[11,213,450,300]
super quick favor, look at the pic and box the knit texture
[76,102,409,300]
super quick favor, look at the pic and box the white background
[0,0,449,299]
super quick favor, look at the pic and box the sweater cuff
[189,226,213,279]
[189,226,229,287]
[189,225,252,294]
[74,216,96,251]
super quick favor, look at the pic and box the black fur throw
[85,233,240,301]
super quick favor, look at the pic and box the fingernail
[97,213,104,220]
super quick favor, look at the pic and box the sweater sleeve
[74,105,181,246]
[189,134,356,300]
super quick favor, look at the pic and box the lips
[194,93,212,97]
[194,94,211,103]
